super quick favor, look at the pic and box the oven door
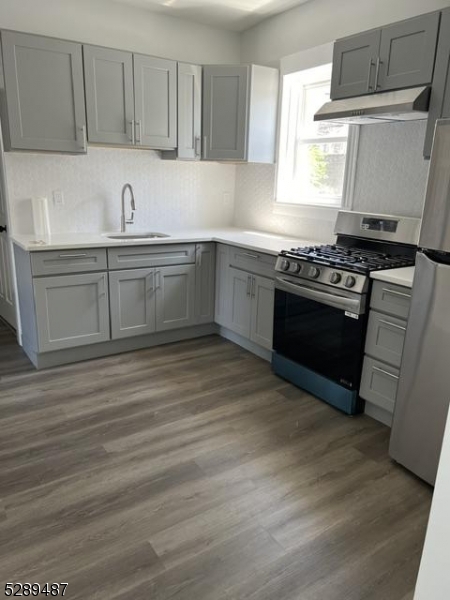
[273,275,367,391]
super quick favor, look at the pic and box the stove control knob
[330,272,342,284]
[280,258,290,271]
[290,262,301,274]
[309,266,320,279]
[345,275,357,288]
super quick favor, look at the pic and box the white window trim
[272,43,360,219]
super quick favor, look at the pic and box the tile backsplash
[233,121,430,242]
[4,147,236,235]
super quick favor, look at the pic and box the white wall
[0,0,240,64]
[241,0,450,66]
[414,409,450,600]
[233,121,429,242]
[4,148,236,235]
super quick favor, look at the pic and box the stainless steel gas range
[272,211,420,415]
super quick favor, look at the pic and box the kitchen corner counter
[370,266,415,288]
[10,228,323,257]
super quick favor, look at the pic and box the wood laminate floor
[0,320,432,600]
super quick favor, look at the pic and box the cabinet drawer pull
[195,136,201,157]
[373,365,399,380]
[375,57,382,90]
[367,59,375,92]
[378,319,406,331]
[382,287,411,299]
[240,252,260,260]
[58,253,88,259]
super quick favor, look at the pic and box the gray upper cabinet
[424,8,450,158]
[195,243,215,325]
[83,45,134,146]
[377,12,440,92]
[177,63,202,160]
[331,11,440,100]
[331,30,381,99]
[155,264,195,331]
[134,54,177,149]
[34,272,110,352]
[0,31,86,153]
[109,268,156,339]
[203,64,278,163]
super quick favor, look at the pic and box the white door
[0,143,16,327]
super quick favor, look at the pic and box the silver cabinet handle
[195,136,201,158]
[131,119,135,145]
[58,253,88,258]
[203,135,208,158]
[367,59,375,92]
[382,287,411,299]
[379,318,406,331]
[98,276,107,298]
[373,365,399,380]
[246,275,252,297]
[155,270,161,289]
[79,124,87,152]
[135,120,142,144]
[374,57,382,90]
[251,276,256,298]
[196,248,202,267]
[146,271,155,293]
[240,252,260,260]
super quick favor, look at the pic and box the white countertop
[370,266,415,288]
[11,228,322,256]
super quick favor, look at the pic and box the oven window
[273,288,367,390]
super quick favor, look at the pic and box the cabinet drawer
[108,244,195,270]
[370,280,411,319]
[228,246,276,279]
[360,356,399,413]
[365,310,407,368]
[31,248,107,276]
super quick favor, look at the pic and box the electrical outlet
[53,189,64,207]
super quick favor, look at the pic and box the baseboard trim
[218,326,272,362]
[25,324,219,369]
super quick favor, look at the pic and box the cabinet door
[1,31,86,153]
[378,12,440,92]
[155,264,195,331]
[214,244,231,327]
[228,267,252,339]
[203,65,249,160]
[34,273,110,352]
[331,31,380,99]
[109,268,156,339]
[195,243,215,324]
[83,45,134,146]
[178,63,202,160]
[250,275,274,351]
[424,8,450,158]
[134,54,177,149]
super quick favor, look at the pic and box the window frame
[273,43,359,218]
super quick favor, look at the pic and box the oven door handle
[275,277,364,314]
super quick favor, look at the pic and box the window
[276,62,357,208]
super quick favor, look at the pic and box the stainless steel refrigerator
[390,118,450,486]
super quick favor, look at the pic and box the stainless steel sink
[105,232,170,240]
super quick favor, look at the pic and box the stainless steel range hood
[314,86,430,124]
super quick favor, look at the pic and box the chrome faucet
[120,183,136,232]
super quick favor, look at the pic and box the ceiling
[111,0,311,32]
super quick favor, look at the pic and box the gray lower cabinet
[360,280,411,426]
[34,272,110,352]
[195,243,215,324]
[155,264,195,331]
[109,268,156,339]
[215,244,231,327]
[202,64,278,163]
[0,31,86,153]
[134,54,177,149]
[227,265,275,351]
[83,45,134,146]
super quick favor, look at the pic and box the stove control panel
[275,256,369,294]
